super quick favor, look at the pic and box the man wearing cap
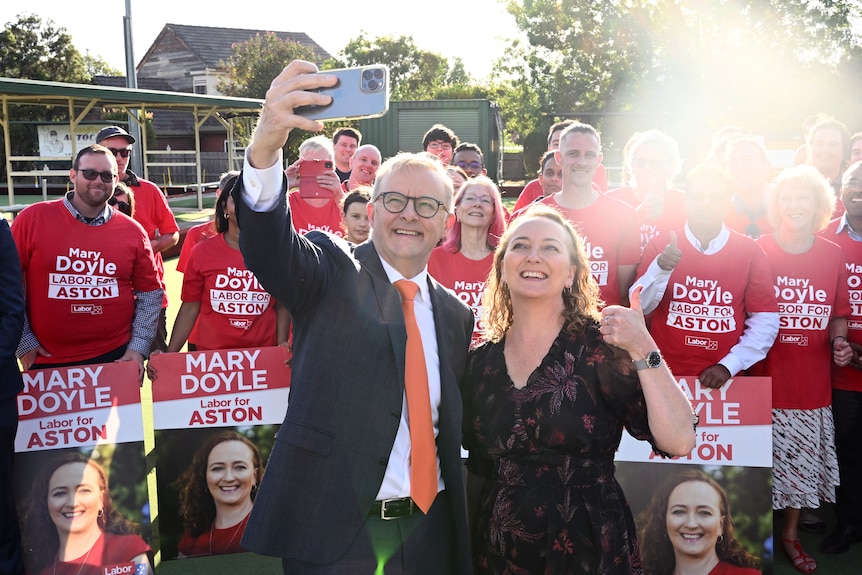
[96,126,179,352]
[12,144,162,379]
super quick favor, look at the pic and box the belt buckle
[380,497,411,520]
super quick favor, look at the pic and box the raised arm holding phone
[233,61,474,574]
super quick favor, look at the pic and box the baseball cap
[96,126,136,145]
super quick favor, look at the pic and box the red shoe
[783,538,817,573]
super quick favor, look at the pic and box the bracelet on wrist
[832,335,848,348]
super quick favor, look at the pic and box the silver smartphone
[294,65,390,122]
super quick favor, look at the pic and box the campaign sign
[615,376,773,574]
[12,362,153,574]
[16,361,144,452]
[149,346,290,561]
[616,376,772,467]
[149,346,290,430]
[617,462,773,575]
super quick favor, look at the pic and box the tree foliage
[0,13,88,82]
[83,53,122,78]
[499,0,862,156]
[0,14,91,174]
[218,33,319,159]
[218,33,318,99]
[338,34,472,100]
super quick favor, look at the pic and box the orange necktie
[394,279,437,513]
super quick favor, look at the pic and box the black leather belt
[369,497,415,520]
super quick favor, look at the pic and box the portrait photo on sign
[13,444,153,575]
[153,425,276,560]
[616,462,772,575]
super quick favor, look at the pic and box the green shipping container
[358,99,504,182]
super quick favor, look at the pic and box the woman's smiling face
[206,440,257,508]
[47,461,104,536]
[665,480,724,561]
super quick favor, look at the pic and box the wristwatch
[633,350,663,370]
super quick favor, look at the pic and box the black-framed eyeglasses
[107,147,132,158]
[376,191,447,218]
[427,141,452,151]
[455,161,483,173]
[79,169,116,183]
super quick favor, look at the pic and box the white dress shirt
[632,223,779,376]
[239,150,445,500]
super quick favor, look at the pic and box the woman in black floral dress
[463,205,696,574]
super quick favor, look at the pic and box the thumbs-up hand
[657,231,682,271]
[600,285,654,354]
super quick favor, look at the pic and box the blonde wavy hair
[766,164,835,233]
[482,204,602,342]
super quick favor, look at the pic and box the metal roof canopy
[0,77,263,207]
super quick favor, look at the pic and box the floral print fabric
[463,324,659,574]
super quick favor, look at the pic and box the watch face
[646,351,662,368]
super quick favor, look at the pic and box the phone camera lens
[362,70,373,80]
[367,79,379,90]
[373,69,383,80]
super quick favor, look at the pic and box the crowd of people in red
[3,88,862,574]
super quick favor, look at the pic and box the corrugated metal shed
[359,100,504,181]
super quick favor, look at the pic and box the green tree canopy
[218,33,319,158]
[0,14,91,172]
[218,32,318,99]
[83,53,122,78]
[0,13,88,82]
[337,33,471,100]
[499,0,862,156]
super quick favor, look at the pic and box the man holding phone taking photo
[233,60,473,574]
[284,135,345,236]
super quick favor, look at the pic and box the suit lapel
[357,243,407,385]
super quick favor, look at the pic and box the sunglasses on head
[79,169,116,183]
[107,147,132,158]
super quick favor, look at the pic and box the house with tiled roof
[137,23,332,96]
[92,24,331,163]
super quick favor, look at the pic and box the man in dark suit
[234,60,474,574]
[0,218,25,575]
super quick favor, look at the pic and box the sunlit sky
[0,1,521,80]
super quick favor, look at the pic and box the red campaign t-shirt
[750,235,851,409]
[12,200,161,365]
[183,234,277,350]
[513,174,605,214]
[724,205,772,240]
[177,220,216,273]
[428,247,493,346]
[539,193,641,306]
[638,229,778,376]
[823,219,862,392]
[288,192,344,237]
[176,221,217,346]
[513,179,544,213]
[127,177,180,307]
[607,186,687,253]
